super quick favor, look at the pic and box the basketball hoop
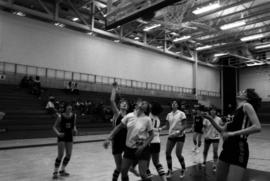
[162,0,195,30]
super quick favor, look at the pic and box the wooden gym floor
[0,126,269,181]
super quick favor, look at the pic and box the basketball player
[202,107,223,172]
[104,99,154,181]
[192,105,204,153]
[160,101,187,178]
[204,89,261,181]
[146,102,167,181]
[52,104,77,179]
[109,82,130,181]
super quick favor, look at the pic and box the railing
[0,61,220,97]
[199,90,221,97]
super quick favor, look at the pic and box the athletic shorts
[168,134,186,142]
[57,133,73,142]
[123,146,151,161]
[150,143,160,154]
[194,129,203,134]
[219,139,249,168]
[112,139,126,155]
[112,130,127,155]
[204,138,220,144]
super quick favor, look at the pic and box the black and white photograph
[0,0,270,180]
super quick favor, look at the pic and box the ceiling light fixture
[214,53,227,57]
[72,17,79,22]
[143,24,161,32]
[192,2,220,15]
[54,22,65,28]
[255,43,270,49]
[196,45,212,51]
[241,34,264,42]
[13,11,26,17]
[173,35,191,42]
[220,20,246,30]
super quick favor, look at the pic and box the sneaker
[166,170,172,178]
[179,169,185,178]
[146,169,153,178]
[52,172,58,179]
[59,170,70,177]
[129,167,140,177]
[195,148,200,154]
[212,164,217,172]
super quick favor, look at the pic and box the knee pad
[54,158,62,167]
[198,141,202,147]
[62,157,70,166]
[193,139,197,145]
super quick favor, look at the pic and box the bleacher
[0,84,113,140]
[0,83,197,140]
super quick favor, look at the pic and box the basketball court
[0,0,270,181]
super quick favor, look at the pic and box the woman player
[192,105,204,153]
[104,99,154,181]
[146,102,167,181]
[160,101,187,178]
[202,107,223,171]
[109,82,130,181]
[52,103,77,179]
[204,89,261,181]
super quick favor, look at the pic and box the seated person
[65,81,72,94]
[32,76,42,98]
[0,112,7,133]
[19,76,29,88]
[46,96,57,114]
[72,82,79,95]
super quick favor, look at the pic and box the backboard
[105,0,185,30]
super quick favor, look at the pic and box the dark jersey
[226,106,249,140]
[113,114,127,141]
[59,113,75,135]
[193,115,203,133]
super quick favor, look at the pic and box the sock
[155,163,165,176]
[166,155,172,171]
[112,169,120,181]
[178,155,186,170]
[193,139,197,146]
[198,141,202,148]
[54,158,61,172]
[60,157,70,171]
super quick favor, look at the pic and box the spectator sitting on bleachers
[31,76,42,98]
[19,75,29,88]
[0,112,7,133]
[72,82,79,95]
[65,81,79,95]
[46,96,57,115]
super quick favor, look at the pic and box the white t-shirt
[166,110,186,137]
[203,116,222,140]
[122,112,153,148]
[46,101,55,109]
[149,113,160,143]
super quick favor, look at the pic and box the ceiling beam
[195,15,270,44]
